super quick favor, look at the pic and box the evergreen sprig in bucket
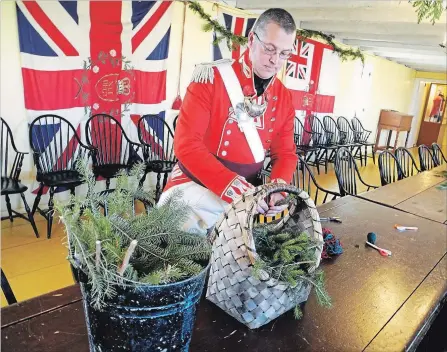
[56,160,211,351]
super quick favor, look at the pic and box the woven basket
[206,183,323,329]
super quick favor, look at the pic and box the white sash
[216,64,265,163]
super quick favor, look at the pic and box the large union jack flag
[213,10,256,60]
[16,1,173,193]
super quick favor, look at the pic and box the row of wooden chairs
[334,143,446,197]
[1,114,176,238]
[263,143,445,202]
[378,143,446,186]
[294,115,374,174]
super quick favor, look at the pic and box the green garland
[410,0,446,25]
[188,1,447,62]
[297,29,364,64]
[187,1,365,63]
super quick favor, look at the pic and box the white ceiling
[233,0,447,72]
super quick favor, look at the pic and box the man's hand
[256,192,288,217]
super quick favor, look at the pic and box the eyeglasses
[254,32,292,60]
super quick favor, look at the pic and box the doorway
[417,83,447,146]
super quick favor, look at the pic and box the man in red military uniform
[159,9,298,234]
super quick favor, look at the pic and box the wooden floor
[0,147,442,307]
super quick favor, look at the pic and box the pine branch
[298,272,332,308]
[410,0,446,25]
[54,155,211,309]
[294,305,303,319]
[253,227,331,319]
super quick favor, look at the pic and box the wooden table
[2,197,447,352]
[396,185,446,224]
[365,255,447,352]
[360,165,447,223]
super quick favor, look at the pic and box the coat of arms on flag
[16,1,173,194]
[212,9,257,61]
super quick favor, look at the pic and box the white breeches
[157,181,229,235]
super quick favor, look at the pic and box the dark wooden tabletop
[394,185,446,224]
[2,197,447,352]
[364,255,447,352]
[360,164,446,207]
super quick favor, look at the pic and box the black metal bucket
[78,264,209,352]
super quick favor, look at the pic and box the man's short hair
[252,8,296,35]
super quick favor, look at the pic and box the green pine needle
[253,224,330,319]
[294,305,303,320]
[55,157,211,310]
[410,0,446,25]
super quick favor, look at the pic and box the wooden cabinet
[374,110,413,152]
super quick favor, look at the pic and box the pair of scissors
[320,217,342,223]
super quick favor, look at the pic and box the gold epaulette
[190,58,234,84]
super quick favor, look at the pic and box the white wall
[333,52,416,148]
[165,1,215,123]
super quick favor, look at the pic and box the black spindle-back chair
[85,114,143,190]
[323,115,350,171]
[138,115,176,201]
[173,115,179,132]
[294,117,319,172]
[261,156,339,206]
[378,150,404,186]
[292,155,340,205]
[1,268,17,305]
[394,147,420,177]
[351,117,376,165]
[337,116,364,166]
[334,147,378,196]
[29,114,94,238]
[308,115,338,174]
[1,118,39,237]
[431,143,446,166]
[418,144,436,171]
[323,115,345,147]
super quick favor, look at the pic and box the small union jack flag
[286,40,311,80]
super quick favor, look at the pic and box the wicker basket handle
[241,183,314,265]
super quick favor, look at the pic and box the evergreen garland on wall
[187,1,365,63]
[187,1,446,61]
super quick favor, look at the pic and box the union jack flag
[16,1,173,193]
[213,10,257,60]
[286,40,311,80]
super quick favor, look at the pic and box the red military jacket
[163,50,297,203]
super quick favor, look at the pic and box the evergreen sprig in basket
[206,183,325,329]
